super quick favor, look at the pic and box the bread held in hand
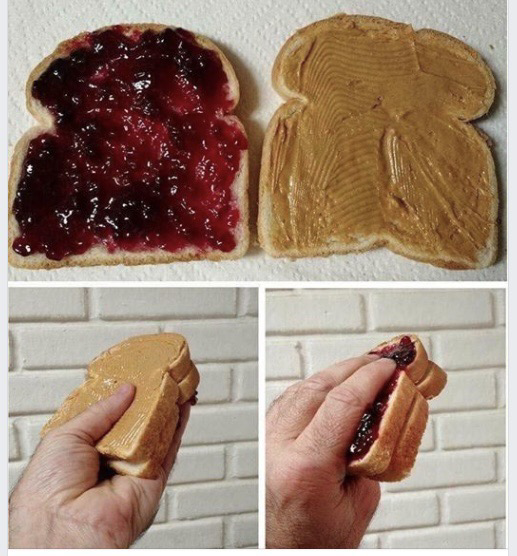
[347,334,446,481]
[41,333,200,479]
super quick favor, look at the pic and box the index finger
[295,358,397,469]
[267,354,379,444]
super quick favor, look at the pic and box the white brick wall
[9,287,258,549]
[266,289,506,549]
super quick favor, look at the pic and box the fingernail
[117,383,133,395]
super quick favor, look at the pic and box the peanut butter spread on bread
[260,15,498,269]
[42,334,196,462]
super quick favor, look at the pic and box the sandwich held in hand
[259,14,498,269]
[41,333,200,479]
[348,335,446,481]
[9,24,248,268]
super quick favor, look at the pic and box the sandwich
[258,14,498,269]
[9,24,248,268]
[347,335,446,481]
[41,333,199,479]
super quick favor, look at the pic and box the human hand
[9,383,190,548]
[266,354,396,548]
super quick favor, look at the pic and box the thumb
[60,383,135,444]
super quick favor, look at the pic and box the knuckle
[301,375,332,394]
[267,380,303,413]
[327,384,366,411]
[306,419,344,454]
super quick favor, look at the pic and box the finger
[267,355,379,443]
[161,402,191,479]
[296,358,396,465]
[59,383,135,444]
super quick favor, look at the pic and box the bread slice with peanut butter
[259,14,498,269]
[41,333,199,479]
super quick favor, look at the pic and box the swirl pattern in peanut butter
[259,15,498,269]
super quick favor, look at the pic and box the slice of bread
[41,333,200,479]
[373,393,429,481]
[347,334,446,481]
[415,362,448,400]
[258,14,497,269]
[9,24,249,269]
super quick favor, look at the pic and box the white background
[7,0,507,281]
[8,287,259,549]
[266,288,506,548]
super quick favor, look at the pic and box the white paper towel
[8,0,507,282]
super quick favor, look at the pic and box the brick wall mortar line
[236,288,245,317]
[364,292,373,331]
[489,291,497,327]
[170,478,258,491]
[18,358,259,371]
[169,477,229,487]
[296,341,306,376]
[438,490,448,524]
[229,366,236,401]
[82,288,90,320]
[266,326,503,339]
[95,314,248,322]
[223,444,229,480]
[432,408,506,419]
[371,517,501,535]
[87,288,100,320]
[222,515,228,547]
[10,316,258,329]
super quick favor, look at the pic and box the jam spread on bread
[349,337,417,460]
[348,370,400,459]
[370,336,416,368]
[12,26,247,260]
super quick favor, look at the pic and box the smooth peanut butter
[262,15,497,268]
[42,333,196,458]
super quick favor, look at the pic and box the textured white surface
[9,287,258,549]
[266,289,506,548]
[8,0,506,281]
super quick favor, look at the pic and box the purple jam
[347,337,417,461]
[12,25,247,261]
[190,390,198,406]
[348,370,401,460]
[370,336,416,368]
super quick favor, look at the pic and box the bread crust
[415,362,447,399]
[9,24,249,269]
[374,393,429,481]
[258,14,498,270]
[108,400,179,479]
[177,363,200,404]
